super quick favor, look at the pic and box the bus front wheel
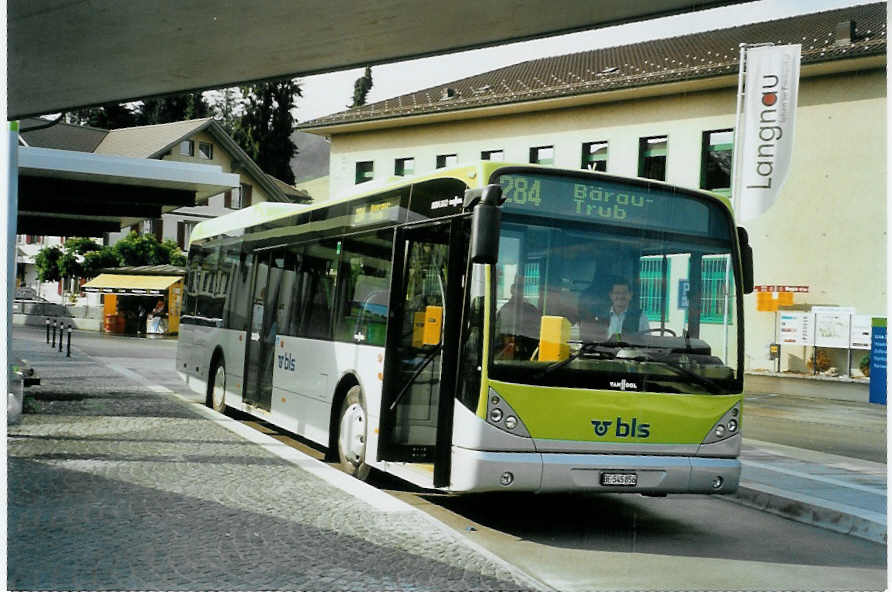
[208,358,226,413]
[337,386,370,480]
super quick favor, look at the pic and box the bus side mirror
[466,184,502,264]
[737,226,754,294]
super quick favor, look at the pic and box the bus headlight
[702,402,742,444]
[485,387,531,437]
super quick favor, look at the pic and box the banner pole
[722,44,749,364]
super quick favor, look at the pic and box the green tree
[211,87,245,135]
[138,92,210,125]
[66,103,138,129]
[82,247,122,279]
[232,79,301,184]
[58,249,83,280]
[350,66,373,108]
[162,240,187,266]
[34,245,63,282]
[63,237,102,255]
[113,232,170,266]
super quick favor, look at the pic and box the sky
[294,0,877,123]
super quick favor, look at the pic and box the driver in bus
[580,276,649,341]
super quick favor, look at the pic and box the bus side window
[335,229,393,345]
[298,240,338,340]
[225,251,254,331]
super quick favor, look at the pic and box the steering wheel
[644,327,677,336]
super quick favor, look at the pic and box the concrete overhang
[7,0,748,119]
[17,146,240,235]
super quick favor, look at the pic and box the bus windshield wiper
[621,355,727,395]
[535,340,627,378]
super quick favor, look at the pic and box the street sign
[869,318,886,405]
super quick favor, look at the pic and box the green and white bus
[177,161,753,494]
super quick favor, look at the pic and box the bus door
[243,250,284,410]
[379,220,466,486]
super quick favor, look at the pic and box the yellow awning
[82,274,181,295]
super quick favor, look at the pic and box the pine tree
[350,66,373,108]
[232,79,301,184]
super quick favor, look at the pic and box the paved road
[742,392,885,462]
[10,326,888,591]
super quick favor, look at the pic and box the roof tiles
[300,2,885,129]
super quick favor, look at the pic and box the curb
[726,482,887,545]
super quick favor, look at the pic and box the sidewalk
[8,334,544,591]
[732,439,886,544]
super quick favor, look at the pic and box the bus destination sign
[351,196,401,227]
[498,173,718,236]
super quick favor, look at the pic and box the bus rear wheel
[208,358,226,413]
[337,386,370,480]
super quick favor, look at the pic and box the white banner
[734,44,801,222]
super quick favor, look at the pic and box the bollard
[51,319,56,348]
[66,325,72,357]
[46,318,50,343]
[58,326,63,352]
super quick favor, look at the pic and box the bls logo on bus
[591,417,651,438]
[277,352,296,371]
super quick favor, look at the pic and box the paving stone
[9,338,540,591]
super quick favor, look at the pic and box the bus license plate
[601,472,638,486]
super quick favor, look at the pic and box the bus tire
[337,385,370,480]
[208,357,227,413]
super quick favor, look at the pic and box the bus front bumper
[449,447,740,494]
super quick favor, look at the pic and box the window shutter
[244,184,253,206]
[224,190,232,209]
[153,218,163,241]
[177,221,186,249]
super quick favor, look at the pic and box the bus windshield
[489,171,741,394]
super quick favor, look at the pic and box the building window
[394,157,415,177]
[481,149,504,161]
[701,255,731,324]
[355,161,374,184]
[638,136,667,181]
[180,140,194,156]
[581,141,608,172]
[436,154,458,169]
[198,141,213,160]
[529,146,554,165]
[639,256,670,321]
[227,183,253,209]
[701,129,733,196]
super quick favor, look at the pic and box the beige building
[300,3,886,399]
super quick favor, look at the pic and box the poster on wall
[778,311,813,345]
[850,315,873,350]
[814,310,852,348]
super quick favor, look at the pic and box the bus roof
[188,161,733,246]
[187,201,308,247]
